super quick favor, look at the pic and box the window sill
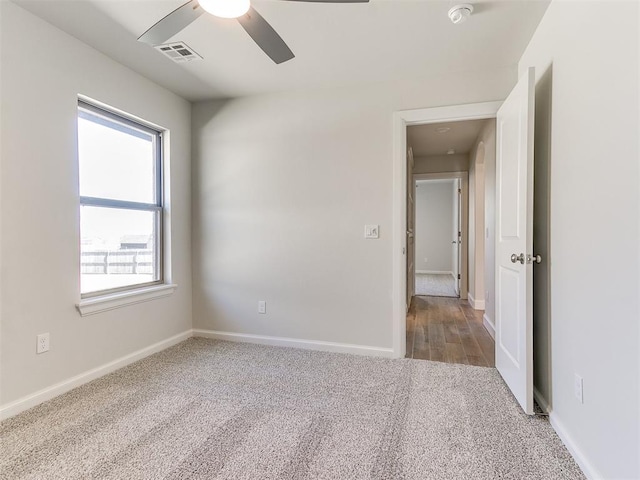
[76,283,177,316]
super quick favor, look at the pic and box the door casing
[413,172,469,301]
[392,101,502,358]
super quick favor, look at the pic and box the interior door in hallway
[453,178,462,296]
[495,67,535,415]
[406,147,415,310]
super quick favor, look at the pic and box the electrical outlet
[258,301,266,314]
[36,333,50,354]
[574,374,584,404]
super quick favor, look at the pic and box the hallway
[406,296,495,367]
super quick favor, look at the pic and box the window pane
[80,206,159,294]
[78,110,157,204]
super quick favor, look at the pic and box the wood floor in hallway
[406,296,495,367]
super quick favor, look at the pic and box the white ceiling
[13,0,550,101]
[408,119,490,157]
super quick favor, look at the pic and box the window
[78,101,163,297]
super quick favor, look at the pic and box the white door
[452,179,461,296]
[406,147,415,310]
[495,67,535,415]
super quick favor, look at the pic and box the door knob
[528,254,542,264]
[510,253,525,264]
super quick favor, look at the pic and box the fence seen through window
[78,101,163,296]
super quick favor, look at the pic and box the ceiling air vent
[154,42,202,63]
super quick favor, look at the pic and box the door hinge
[458,274,461,280]
[458,188,461,193]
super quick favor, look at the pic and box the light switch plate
[258,301,266,314]
[364,225,379,239]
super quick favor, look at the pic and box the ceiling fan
[138,0,369,64]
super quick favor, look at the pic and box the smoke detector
[448,4,474,24]
[447,148,456,155]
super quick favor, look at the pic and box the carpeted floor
[415,273,458,297]
[0,338,584,480]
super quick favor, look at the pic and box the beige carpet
[415,273,458,297]
[1,338,583,479]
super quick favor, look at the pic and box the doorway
[404,118,493,367]
[392,101,501,359]
[396,70,537,415]
[413,177,463,298]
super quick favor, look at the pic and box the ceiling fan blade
[138,0,205,45]
[237,7,295,64]
[282,0,369,2]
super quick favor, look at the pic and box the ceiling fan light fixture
[198,0,250,19]
[448,4,473,24]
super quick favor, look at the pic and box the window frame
[78,100,164,299]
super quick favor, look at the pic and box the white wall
[415,181,454,273]
[468,154,476,304]
[414,154,469,174]
[0,3,192,407]
[519,1,639,478]
[192,68,515,350]
[473,121,497,326]
[468,120,496,314]
[473,152,485,307]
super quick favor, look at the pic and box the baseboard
[0,330,192,420]
[415,270,453,275]
[467,292,485,310]
[533,386,549,413]
[482,313,495,339]
[532,388,600,479]
[193,329,395,358]
[548,411,602,479]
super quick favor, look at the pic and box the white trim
[394,104,501,358]
[533,386,549,413]
[414,172,468,180]
[0,329,192,420]
[415,270,453,275]
[193,329,394,358]
[76,283,177,316]
[414,171,469,301]
[467,292,485,310]
[548,412,602,480]
[482,313,495,339]
[532,388,597,479]
[397,102,503,125]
